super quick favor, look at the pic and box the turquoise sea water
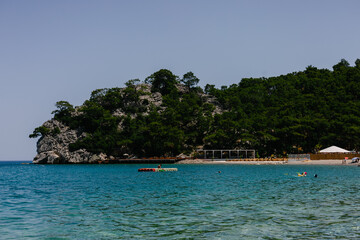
[0,162,359,239]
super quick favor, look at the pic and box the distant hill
[30,60,360,163]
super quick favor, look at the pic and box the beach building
[310,145,358,160]
[319,146,350,153]
[289,146,357,161]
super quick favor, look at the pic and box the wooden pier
[96,157,189,164]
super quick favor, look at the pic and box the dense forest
[30,59,360,158]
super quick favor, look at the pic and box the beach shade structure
[319,146,350,153]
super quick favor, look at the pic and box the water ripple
[0,163,359,239]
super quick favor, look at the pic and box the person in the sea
[158,164,162,168]
[314,174,318,178]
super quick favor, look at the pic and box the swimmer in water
[314,174,318,178]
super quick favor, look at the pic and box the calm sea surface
[0,161,359,239]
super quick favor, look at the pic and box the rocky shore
[33,119,108,164]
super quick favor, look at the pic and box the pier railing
[196,149,256,159]
[227,158,287,162]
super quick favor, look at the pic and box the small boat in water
[138,168,178,172]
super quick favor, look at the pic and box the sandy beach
[176,159,359,166]
[287,159,359,165]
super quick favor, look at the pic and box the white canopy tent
[319,145,350,153]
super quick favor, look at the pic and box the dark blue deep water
[0,161,359,239]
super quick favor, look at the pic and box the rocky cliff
[32,81,223,164]
[33,120,109,164]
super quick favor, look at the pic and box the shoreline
[19,158,359,166]
[176,159,359,166]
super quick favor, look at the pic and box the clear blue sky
[1,0,359,160]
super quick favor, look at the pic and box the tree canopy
[31,60,360,157]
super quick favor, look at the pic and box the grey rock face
[33,119,106,164]
[33,83,223,163]
[201,93,224,115]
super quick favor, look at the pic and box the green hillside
[30,59,360,157]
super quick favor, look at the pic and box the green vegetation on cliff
[30,59,360,157]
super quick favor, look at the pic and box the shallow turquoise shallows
[0,162,359,239]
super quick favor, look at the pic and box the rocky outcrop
[33,120,106,164]
[33,82,224,163]
[201,93,224,115]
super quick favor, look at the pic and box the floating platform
[138,168,178,172]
